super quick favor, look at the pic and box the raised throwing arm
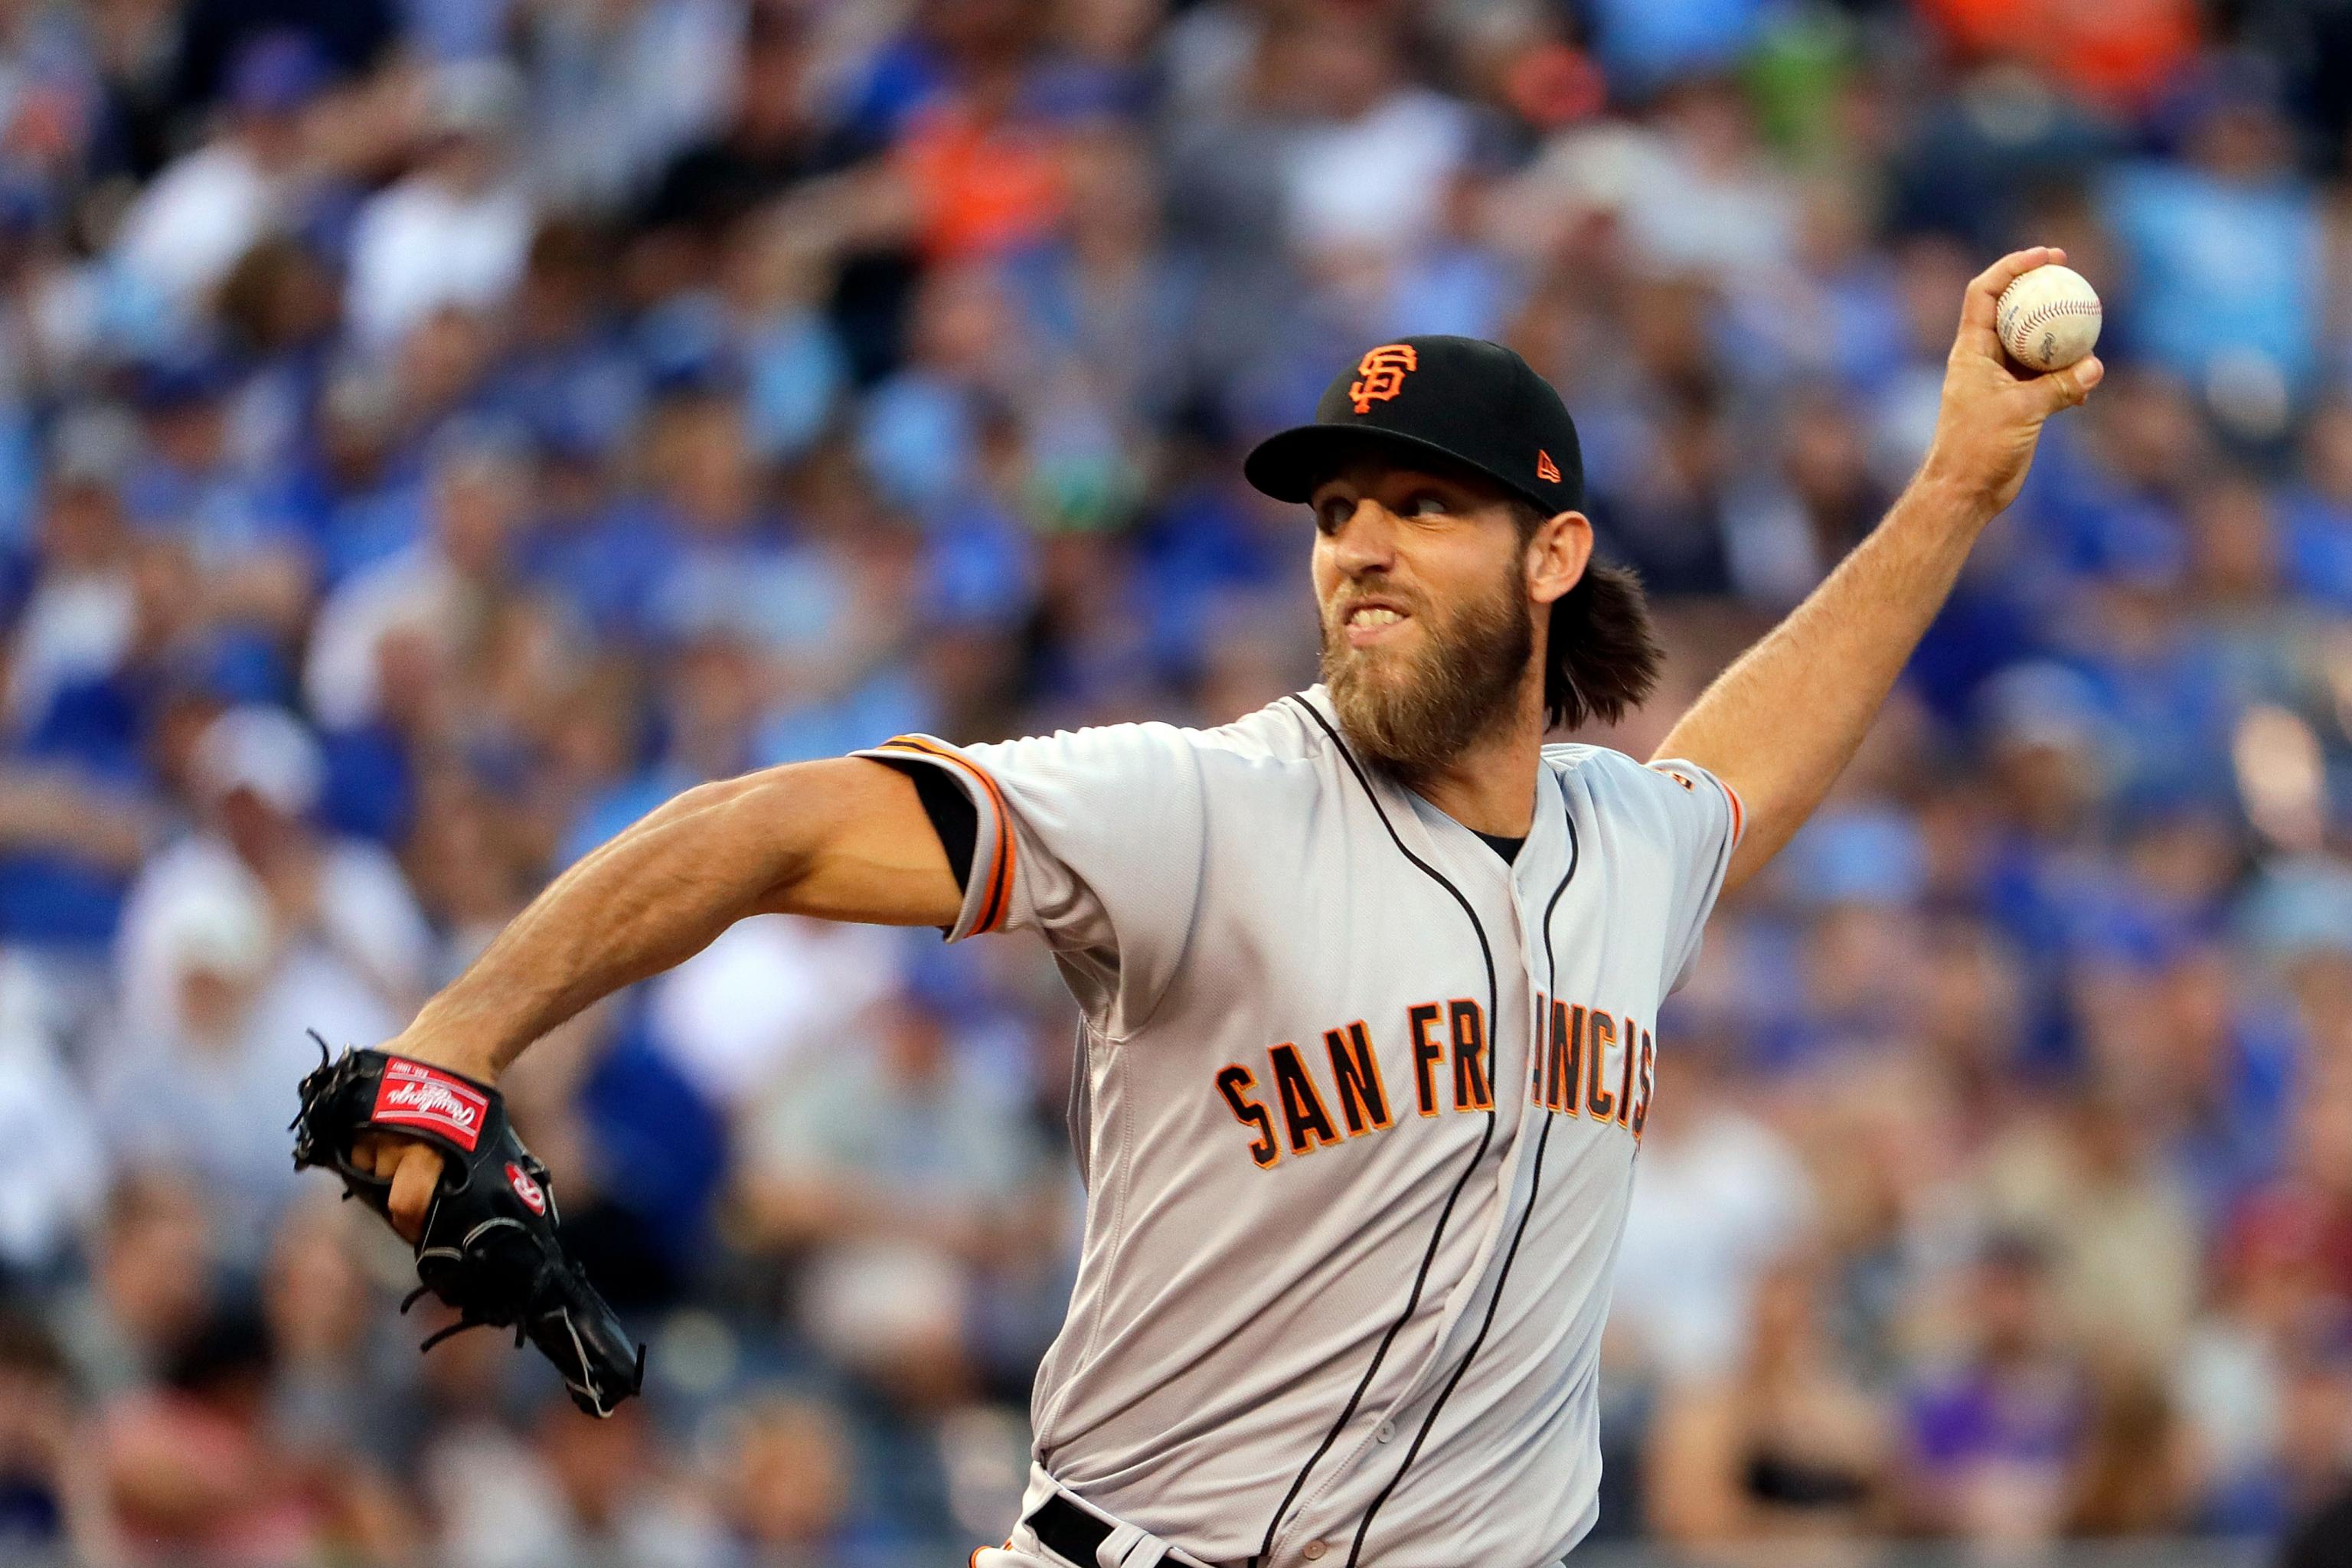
[1653,247,2105,890]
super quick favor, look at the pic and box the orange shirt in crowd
[896,100,1069,261]
[1915,0,2200,110]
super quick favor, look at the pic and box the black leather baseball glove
[290,1037,645,1416]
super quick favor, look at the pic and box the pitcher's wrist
[387,1014,505,1083]
[1911,453,2004,531]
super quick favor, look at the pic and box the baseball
[1994,263,2102,372]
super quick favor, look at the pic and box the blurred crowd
[0,0,2350,1563]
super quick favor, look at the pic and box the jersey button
[1376,1421,1396,1442]
[1302,1544,1327,1561]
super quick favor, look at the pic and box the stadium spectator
[1612,1029,1820,1381]
[740,993,1054,1407]
[1645,1253,1896,1542]
[108,32,326,320]
[1900,1233,2093,1544]
[345,61,534,351]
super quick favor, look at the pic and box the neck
[1393,676,1546,838]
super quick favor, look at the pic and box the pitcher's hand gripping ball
[1994,263,2102,372]
[291,1037,645,1416]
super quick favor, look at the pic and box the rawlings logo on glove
[506,1161,547,1214]
[290,1037,645,1416]
[371,1060,490,1148]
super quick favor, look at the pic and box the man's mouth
[1339,599,1413,647]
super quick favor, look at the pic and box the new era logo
[372,1059,488,1152]
[1537,449,1561,484]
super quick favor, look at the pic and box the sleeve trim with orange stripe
[871,736,1017,935]
[1648,760,1745,851]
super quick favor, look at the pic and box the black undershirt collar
[1472,829,1524,864]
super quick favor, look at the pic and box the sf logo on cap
[1350,344,1418,413]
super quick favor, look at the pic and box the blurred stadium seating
[0,0,2350,1562]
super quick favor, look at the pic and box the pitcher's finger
[387,1146,443,1243]
[1959,246,2062,340]
[356,1132,396,1178]
[2030,354,2104,413]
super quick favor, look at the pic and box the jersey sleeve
[851,724,1208,1035]
[1639,757,1746,995]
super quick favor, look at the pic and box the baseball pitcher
[322,248,2102,1566]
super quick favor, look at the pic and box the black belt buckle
[1024,1492,1115,1567]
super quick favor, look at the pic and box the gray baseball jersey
[855,684,1742,1568]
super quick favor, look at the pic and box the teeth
[1350,607,1403,626]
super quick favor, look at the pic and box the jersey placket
[1298,797,1558,1567]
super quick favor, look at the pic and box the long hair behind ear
[1546,560,1660,732]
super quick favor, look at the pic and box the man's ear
[1527,510,1593,606]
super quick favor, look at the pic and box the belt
[1017,1468,1226,1568]
[1022,1486,1565,1568]
[1025,1492,1114,1566]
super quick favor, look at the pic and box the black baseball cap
[1243,335,1584,516]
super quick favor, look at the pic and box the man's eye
[1408,495,1449,517]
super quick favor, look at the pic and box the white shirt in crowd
[115,834,433,1040]
[345,174,534,348]
[111,139,278,309]
[1612,1102,1820,1381]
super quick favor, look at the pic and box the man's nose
[1328,499,1398,574]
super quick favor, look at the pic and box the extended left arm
[1654,247,2105,890]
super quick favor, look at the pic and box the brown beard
[1319,558,1535,779]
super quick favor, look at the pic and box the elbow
[678,766,777,809]
[662,769,793,835]
[684,765,822,906]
